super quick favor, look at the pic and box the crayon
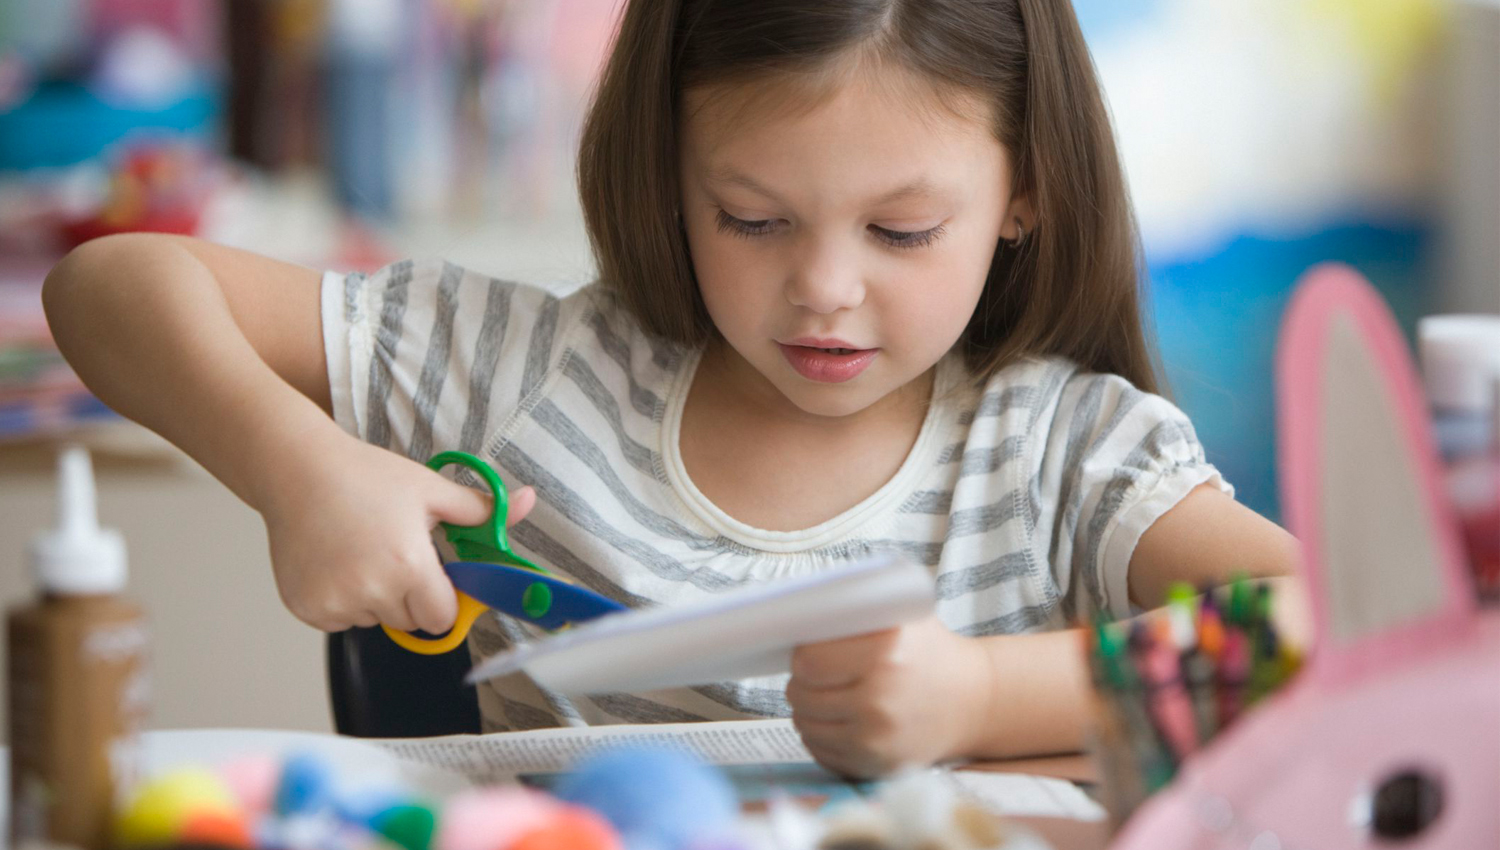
[1164,582,1198,648]
[1082,627,1145,819]
[1123,623,1178,788]
[1141,619,1198,762]
[1226,574,1253,628]
[1217,626,1250,726]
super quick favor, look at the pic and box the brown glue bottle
[8,447,148,849]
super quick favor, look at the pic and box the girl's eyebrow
[704,167,946,207]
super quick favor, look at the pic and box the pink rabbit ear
[1277,263,1475,681]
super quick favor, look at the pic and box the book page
[373,718,812,784]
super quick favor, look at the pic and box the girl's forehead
[679,68,1009,210]
[680,57,997,152]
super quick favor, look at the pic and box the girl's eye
[715,210,780,238]
[712,210,945,249]
[869,223,946,250]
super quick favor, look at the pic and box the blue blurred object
[1071,0,1159,41]
[1147,220,1432,523]
[323,0,403,220]
[554,747,738,850]
[0,79,216,170]
[274,752,333,817]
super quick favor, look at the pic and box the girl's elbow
[43,234,156,324]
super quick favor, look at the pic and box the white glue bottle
[1419,315,1500,603]
[7,446,149,849]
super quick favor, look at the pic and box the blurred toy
[218,753,282,815]
[114,768,249,849]
[815,770,1047,850]
[57,143,214,247]
[436,787,564,850]
[509,806,622,850]
[1109,264,1500,848]
[553,746,738,850]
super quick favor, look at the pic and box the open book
[466,553,938,692]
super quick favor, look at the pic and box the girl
[44,0,1301,778]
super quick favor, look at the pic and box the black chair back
[326,626,481,737]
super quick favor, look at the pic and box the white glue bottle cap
[1418,315,1500,412]
[29,446,127,595]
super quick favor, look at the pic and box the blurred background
[0,0,1495,734]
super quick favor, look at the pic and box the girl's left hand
[786,616,995,779]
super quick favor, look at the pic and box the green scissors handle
[383,450,549,654]
[423,450,545,573]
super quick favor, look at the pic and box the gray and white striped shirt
[321,258,1230,731]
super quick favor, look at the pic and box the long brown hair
[577,0,1161,394]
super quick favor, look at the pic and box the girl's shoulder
[945,352,1195,446]
[339,257,680,361]
[325,258,686,456]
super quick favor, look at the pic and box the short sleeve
[320,258,583,461]
[1030,368,1233,620]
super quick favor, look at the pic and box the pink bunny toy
[1108,264,1500,849]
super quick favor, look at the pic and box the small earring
[1010,218,1027,248]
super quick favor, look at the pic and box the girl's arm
[1126,483,1302,611]
[789,483,1309,775]
[962,484,1309,760]
[44,233,333,509]
[43,235,531,634]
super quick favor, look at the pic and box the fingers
[427,475,493,527]
[786,676,859,723]
[427,470,538,530]
[790,627,900,688]
[505,485,536,527]
[291,602,382,633]
[795,719,890,780]
[405,566,461,635]
[347,611,381,630]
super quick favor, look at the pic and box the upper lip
[781,337,871,350]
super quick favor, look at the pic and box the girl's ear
[1004,193,1034,243]
[1276,264,1476,682]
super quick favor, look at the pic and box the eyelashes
[868,223,946,249]
[714,210,779,238]
[713,210,946,250]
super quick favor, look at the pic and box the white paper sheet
[465,553,937,692]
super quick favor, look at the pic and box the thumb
[505,485,537,527]
[427,475,492,527]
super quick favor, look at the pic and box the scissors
[383,450,626,654]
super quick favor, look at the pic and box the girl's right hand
[260,435,536,635]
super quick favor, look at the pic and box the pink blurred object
[88,0,219,63]
[1110,264,1500,848]
[436,786,563,850]
[218,754,281,815]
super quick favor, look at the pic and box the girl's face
[679,63,1022,419]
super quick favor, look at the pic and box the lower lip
[777,344,879,383]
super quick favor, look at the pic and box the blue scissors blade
[444,561,626,630]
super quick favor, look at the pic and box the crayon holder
[1082,579,1303,831]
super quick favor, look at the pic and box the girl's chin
[772,378,892,420]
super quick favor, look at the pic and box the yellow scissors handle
[381,591,489,655]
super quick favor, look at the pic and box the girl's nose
[784,237,865,315]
